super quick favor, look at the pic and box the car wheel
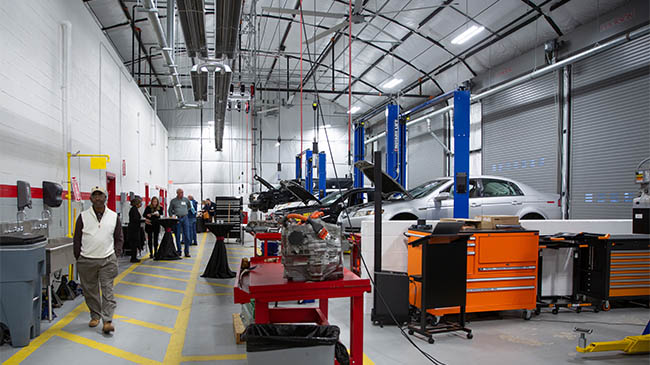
[521,213,544,220]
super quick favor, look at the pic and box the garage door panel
[570,33,650,219]
[482,72,559,195]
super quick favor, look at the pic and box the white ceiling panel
[393,33,431,62]
[419,7,467,41]
[410,45,453,71]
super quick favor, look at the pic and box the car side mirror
[435,192,450,201]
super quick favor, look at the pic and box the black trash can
[242,324,341,365]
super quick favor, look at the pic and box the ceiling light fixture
[347,106,361,114]
[382,78,403,89]
[451,25,484,45]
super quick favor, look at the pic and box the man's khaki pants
[77,254,118,323]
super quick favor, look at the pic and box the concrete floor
[1,232,648,364]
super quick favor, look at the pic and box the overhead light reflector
[382,78,402,89]
[347,106,360,114]
[451,25,484,45]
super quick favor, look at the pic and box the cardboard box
[477,215,520,230]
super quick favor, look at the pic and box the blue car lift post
[305,149,313,194]
[353,121,365,188]
[318,151,326,198]
[295,154,302,180]
[385,104,406,187]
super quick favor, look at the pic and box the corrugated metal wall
[482,72,560,194]
[569,33,650,219]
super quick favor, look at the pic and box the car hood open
[354,160,409,197]
[280,180,321,205]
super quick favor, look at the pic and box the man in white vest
[73,186,124,334]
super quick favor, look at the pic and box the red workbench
[234,261,371,365]
[252,232,281,257]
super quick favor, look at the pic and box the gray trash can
[0,233,46,347]
[242,324,340,365]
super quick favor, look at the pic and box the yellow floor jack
[575,325,650,354]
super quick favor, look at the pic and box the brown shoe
[89,319,100,328]
[102,321,115,334]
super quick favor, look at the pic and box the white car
[338,161,561,230]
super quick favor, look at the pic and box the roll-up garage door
[482,72,559,194]
[570,33,650,219]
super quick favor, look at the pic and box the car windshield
[395,179,449,200]
[320,191,344,205]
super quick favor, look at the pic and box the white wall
[155,89,355,202]
[256,94,353,187]
[0,0,169,236]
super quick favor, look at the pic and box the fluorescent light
[451,25,484,45]
[347,106,361,114]
[382,78,403,89]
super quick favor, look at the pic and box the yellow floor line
[56,330,161,365]
[112,315,174,334]
[163,233,208,364]
[194,292,232,297]
[129,271,189,282]
[119,280,186,294]
[198,281,234,289]
[149,260,195,266]
[114,294,181,310]
[139,264,193,273]
[2,260,141,364]
[180,354,247,361]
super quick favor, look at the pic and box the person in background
[143,196,163,258]
[73,186,123,334]
[127,196,144,263]
[168,188,192,257]
[205,198,217,223]
[187,194,198,246]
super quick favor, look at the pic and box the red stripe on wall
[1,184,114,202]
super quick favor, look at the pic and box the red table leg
[350,295,364,365]
[264,240,268,257]
[319,298,329,320]
[255,300,270,324]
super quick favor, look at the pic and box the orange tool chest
[407,228,539,318]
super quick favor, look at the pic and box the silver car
[338,161,561,230]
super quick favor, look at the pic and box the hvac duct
[214,0,243,59]
[214,70,232,151]
[190,66,208,101]
[142,0,187,106]
[364,25,650,144]
[177,0,208,58]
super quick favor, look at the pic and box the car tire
[521,213,544,220]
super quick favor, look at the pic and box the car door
[480,178,523,216]
[424,179,481,219]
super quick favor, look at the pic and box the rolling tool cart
[578,233,650,310]
[405,223,473,343]
[536,233,597,314]
[407,225,539,320]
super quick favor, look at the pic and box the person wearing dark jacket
[143,196,163,258]
[127,196,144,263]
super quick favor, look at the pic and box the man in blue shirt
[187,194,198,246]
